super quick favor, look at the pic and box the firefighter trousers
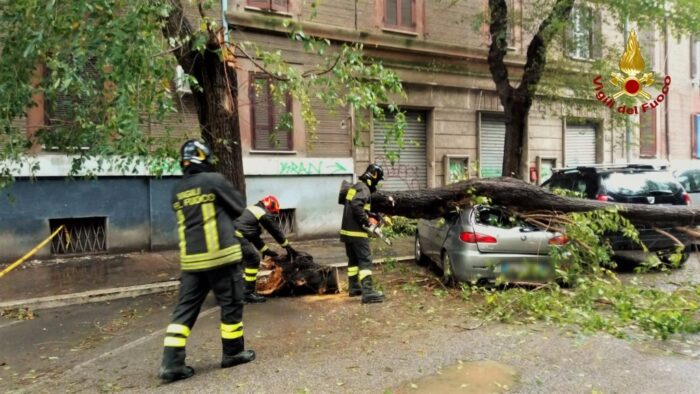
[344,237,373,282]
[162,263,246,370]
[240,237,262,292]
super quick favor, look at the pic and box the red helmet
[261,195,280,214]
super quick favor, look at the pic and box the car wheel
[657,247,690,266]
[441,251,456,287]
[414,234,429,266]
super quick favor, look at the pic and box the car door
[469,206,551,255]
[422,212,460,261]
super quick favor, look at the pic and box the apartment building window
[566,6,599,60]
[694,114,700,159]
[505,0,520,49]
[639,29,656,71]
[639,111,656,158]
[247,0,289,12]
[384,0,416,31]
[692,36,700,82]
[249,74,293,151]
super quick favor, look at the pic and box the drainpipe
[221,0,230,45]
[624,17,632,162]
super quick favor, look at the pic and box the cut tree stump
[257,252,339,296]
[339,177,700,227]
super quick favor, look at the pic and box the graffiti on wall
[448,158,470,184]
[377,157,424,191]
[278,160,348,175]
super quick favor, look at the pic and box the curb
[0,256,414,311]
[0,281,180,311]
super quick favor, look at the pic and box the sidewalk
[0,236,414,307]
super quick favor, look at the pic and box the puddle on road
[395,360,518,394]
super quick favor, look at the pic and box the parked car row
[415,163,698,285]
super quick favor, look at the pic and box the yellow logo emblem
[610,30,654,100]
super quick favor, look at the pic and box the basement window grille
[50,217,107,255]
[276,208,296,236]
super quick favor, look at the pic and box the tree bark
[339,178,700,227]
[162,0,246,194]
[487,0,575,179]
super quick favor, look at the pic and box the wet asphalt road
[2,257,700,393]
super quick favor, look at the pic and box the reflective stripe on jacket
[233,202,289,251]
[340,180,372,240]
[171,172,245,271]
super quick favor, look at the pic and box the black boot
[221,338,256,368]
[348,275,362,297]
[244,281,267,303]
[159,347,195,383]
[360,276,385,304]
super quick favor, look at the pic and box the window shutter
[271,0,288,12]
[251,76,271,150]
[692,37,698,80]
[640,29,655,71]
[271,95,292,150]
[250,75,292,151]
[400,0,413,28]
[247,0,272,9]
[591,10,603,59]
[639,110,657,158]
[694,114,700,159]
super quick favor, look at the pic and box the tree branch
[516,0,575,97]
[162,0,198,73]
[487,0,513,100]
[301,51,343,77]
[231,42,290,81]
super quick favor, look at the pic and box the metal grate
[50,217,107,255]
[276,209,296,236]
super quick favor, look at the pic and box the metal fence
[276,209,296,236]
[50,217,107,255]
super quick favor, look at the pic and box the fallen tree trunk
[340,177,700,227]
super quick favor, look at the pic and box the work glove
[285,245,298,257]
[262,249,279,258]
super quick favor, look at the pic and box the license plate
[494,263,509,273]
[495,262,548,277]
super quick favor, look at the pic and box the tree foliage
[0,0,178,179]
[483,0,700,177]
[0,0,406,187]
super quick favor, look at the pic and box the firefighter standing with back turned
[158,140,255,383]
[234,195,297,303]
[340,163,386,304]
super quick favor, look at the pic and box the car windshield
[475,206,534,229]
[602,171,681,196]
[675,169,700,193]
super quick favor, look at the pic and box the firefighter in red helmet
[233,195,297,303]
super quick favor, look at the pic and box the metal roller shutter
[479,115,506,178]
[373,110,428,191]
[565,124,597,167]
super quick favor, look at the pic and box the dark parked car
[673,164,700,206]
[542,164,692,262]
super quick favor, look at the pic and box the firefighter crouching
[340,163,386,304]
[234,195,297,303]
[159,140,255,383]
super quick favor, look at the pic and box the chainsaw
[367,213,392,246]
